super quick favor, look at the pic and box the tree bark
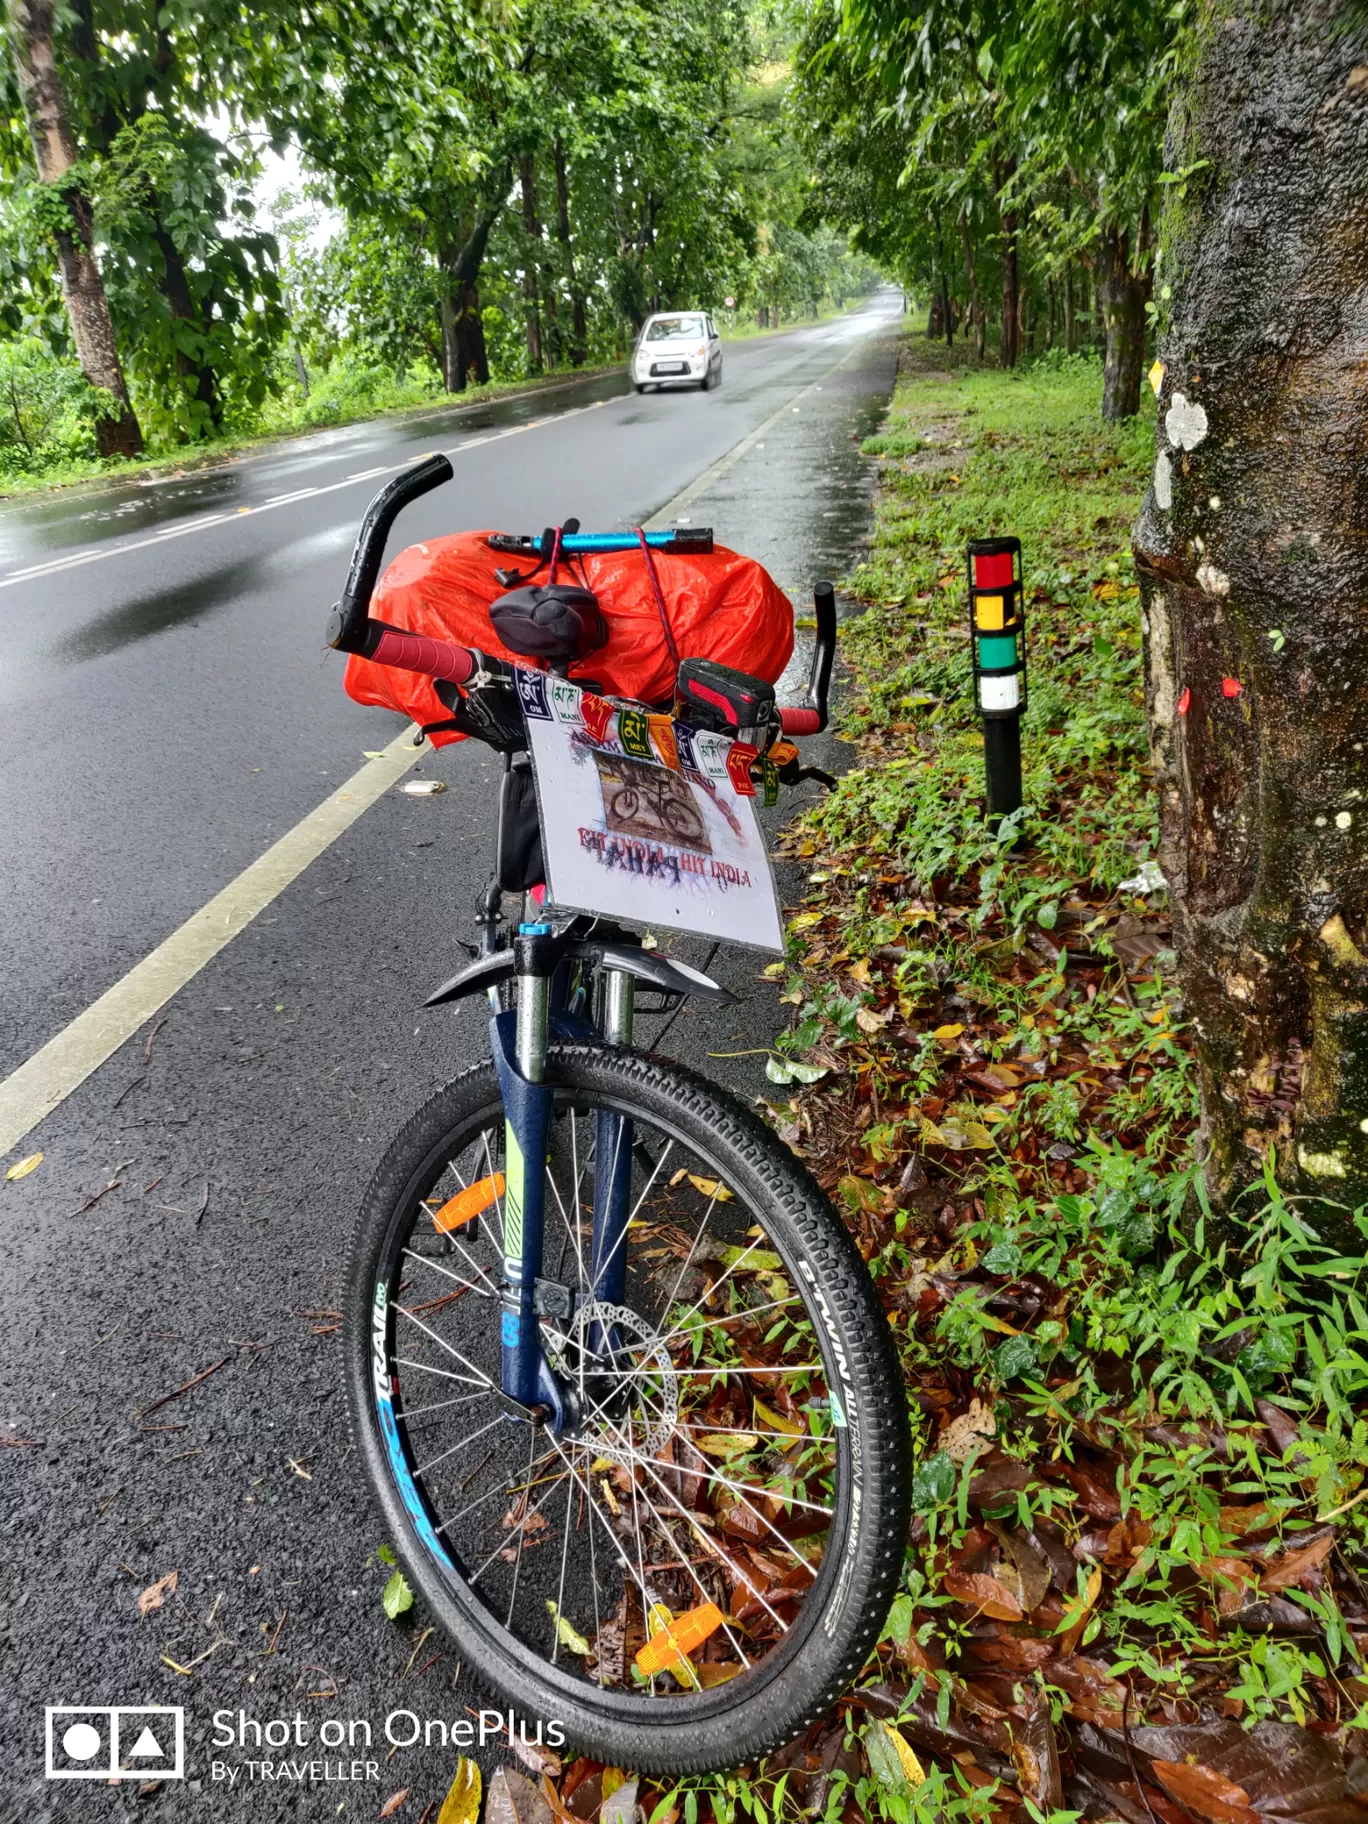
[1133,1,1368,1241]
[553,136,587,366]
[1065,263,1078,354]
[1100,223,1150,420]
[519,154,543,375]
[8,0,142,457]
[993,153,1019,368]
[438,193,502,391]
[940,264,953,347]
[959,212,986,361]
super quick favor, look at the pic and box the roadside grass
[542,337,1368,1824]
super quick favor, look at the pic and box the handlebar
[326,453,455,654]
[779,581,836,735]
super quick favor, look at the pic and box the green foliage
[0,337,117,474]
[0,0,881,478]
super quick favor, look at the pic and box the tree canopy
[1,0,880,472]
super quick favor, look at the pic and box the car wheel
[700,370,713,392]
[634,382,646,393]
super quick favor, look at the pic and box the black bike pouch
[674,657,776,745]
[497,759,544,890]
[489,583,609,666]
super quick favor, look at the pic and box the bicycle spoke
[411,1407,509,1478]
[401,1246,497,1302]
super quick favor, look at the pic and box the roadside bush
[0,338,108,477]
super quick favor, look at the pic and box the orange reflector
[634,1602,724,1675]
[974,593,1006,630]
[432,1174,504,1233]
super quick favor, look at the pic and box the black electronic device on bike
[323,458,907,1777]
[673,656,778,749]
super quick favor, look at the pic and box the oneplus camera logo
[45,1706,186,1780]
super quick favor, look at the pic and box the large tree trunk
[553,136,587,366]
[1100,223,1149,420]
[994,153,1019,368]
[519,154,543,375]
[8,0,143,457]
[1133,1,1368,1240]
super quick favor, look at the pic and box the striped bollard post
[967,537,1027,830]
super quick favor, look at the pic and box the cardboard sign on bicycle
[513,671,785,953]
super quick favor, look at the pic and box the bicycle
[607,771,708,847]
[325,455,910,1774]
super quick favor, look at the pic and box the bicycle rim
[363,1075,858,1719]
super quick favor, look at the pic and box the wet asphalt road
[0,293,903,1820]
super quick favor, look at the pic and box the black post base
[982,716,1023,827]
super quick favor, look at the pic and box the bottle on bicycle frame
[326,459,909,1774]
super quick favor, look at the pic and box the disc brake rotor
[546,1300,678,1464]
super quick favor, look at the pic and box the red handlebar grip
[370,628,476,685]
[779,706,822,735]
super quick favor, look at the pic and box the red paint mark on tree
[1177,687,1191,716]
[1221,678,1242,698]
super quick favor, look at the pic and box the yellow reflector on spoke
[634,1601,724,1676]
[974,593,1006,630]
[432,1173,505,1233]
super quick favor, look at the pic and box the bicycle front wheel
[345,1043,909,1773]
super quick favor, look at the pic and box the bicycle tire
[344,1043,909,1774]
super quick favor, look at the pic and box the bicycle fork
[491,924,637,1430]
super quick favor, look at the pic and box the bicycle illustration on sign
[593,751,711,853]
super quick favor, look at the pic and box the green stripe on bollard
[977,633,1018,669]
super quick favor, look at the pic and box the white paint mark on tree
[1154,451,1173,509]
[1298,1146,1348,1178]
[1336,810,1353,829]
[1165,392,1209,450]
[1196,561,1230,597]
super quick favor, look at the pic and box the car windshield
[644,315,705,342]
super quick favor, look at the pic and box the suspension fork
[589,970,635,1353]
[491,922,566,1423]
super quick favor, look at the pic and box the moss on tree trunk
[1134,1,1368,1242]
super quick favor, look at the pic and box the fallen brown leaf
[137,1570,179,1616]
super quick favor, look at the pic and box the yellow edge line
[0,727,422,1157]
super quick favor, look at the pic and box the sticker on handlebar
[648,715,679,771]
[618,706,653,759]
[762,757,779,807]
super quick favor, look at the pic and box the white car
[632,312,723,392]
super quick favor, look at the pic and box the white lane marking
[0,311,894,1155]
[0,727,424,1157]
[0,400,613,591]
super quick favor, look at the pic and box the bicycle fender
[565,940,737,1006]
[423,950,516,1007]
